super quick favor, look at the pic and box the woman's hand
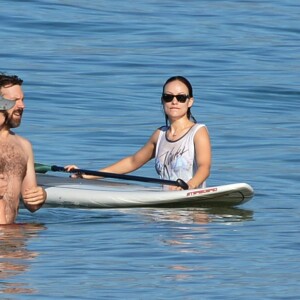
[64,165,101,180]
[64,165,83,178]
[167,180,198,191]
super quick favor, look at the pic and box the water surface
[0,0,299,299]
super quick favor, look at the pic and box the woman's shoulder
[194,123,206,129]
[190,123,209,140]
[158,125,168,132]
[191,123,206,133]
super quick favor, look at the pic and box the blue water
[1,0,299,299]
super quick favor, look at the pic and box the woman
[66,76,211,190]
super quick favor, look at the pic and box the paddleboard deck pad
[37,174,254,208]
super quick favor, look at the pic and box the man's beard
[5,109,23,128]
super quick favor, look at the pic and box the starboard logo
[186,187,217,197]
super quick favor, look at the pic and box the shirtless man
[0,73,46,224]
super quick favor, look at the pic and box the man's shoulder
[12,133,32,148]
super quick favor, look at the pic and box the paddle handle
[51,165,189,190]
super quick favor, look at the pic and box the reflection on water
[0,223,46,295]
[139,206,253,224]
[136,207,253,283]
[205,207,254,223]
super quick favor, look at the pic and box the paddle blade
[34,163,52,174]
[0,96,16,110]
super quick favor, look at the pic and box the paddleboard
[37,174,254,208]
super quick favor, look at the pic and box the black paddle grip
[51,165,67,172]
[176,179,189,190]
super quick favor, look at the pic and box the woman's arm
[65,129,161,179]
[187,126,211,189]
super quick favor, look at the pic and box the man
[0,73,46,224]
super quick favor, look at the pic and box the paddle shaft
[51,165,189,190]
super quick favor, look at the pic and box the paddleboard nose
[0,96,16,110]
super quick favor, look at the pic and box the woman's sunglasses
[161,93,190,103]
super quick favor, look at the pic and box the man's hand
[23,186,47,211]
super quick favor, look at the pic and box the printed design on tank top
[155,145,192,181]
[155,124,206,185]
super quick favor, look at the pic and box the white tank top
[155,123,206,188]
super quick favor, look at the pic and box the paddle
[34,163,189,190]
[0,96,16,110]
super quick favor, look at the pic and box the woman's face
[162,80,193,121]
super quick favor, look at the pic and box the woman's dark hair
[161,76,196,125]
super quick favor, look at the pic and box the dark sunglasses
[161,93,190,103]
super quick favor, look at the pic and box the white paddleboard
[37,174,254,208]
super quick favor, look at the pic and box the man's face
[0,85,25,128]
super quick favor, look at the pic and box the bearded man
[0,73,46,224]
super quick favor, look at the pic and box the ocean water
[0,0,299,299]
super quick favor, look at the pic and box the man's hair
[0,73,23,90]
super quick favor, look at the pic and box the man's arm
[21,139,47,212]
[0,174,8,199]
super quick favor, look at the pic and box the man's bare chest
[0,141,27,179]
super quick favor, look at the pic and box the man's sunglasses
[161,94,190,103]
